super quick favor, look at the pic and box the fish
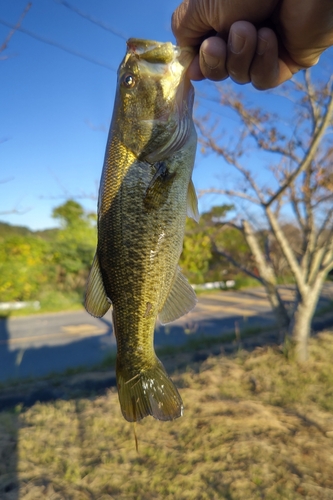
[85,38,199,422]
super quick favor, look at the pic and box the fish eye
[122,73,136,88]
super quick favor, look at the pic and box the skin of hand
[172,0,333,89]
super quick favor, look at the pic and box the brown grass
[1,330,333,499]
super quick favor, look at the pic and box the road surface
[0,284,332,381]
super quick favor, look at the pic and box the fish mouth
[126,38,195,74]
[125,38,195,112]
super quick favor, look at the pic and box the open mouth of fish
[125,38,195,111]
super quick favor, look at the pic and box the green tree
[0,235,52,301]
[51,200,96,291]
[180,204,252,283]
[180,217,212,284]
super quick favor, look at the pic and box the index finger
[172,0,279,47]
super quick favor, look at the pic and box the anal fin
[158,267,197,325]
[85,253,111,318]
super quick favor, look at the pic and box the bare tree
[196,70,333,361]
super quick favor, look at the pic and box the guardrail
[192,280,235,291]
[0,301,40,311]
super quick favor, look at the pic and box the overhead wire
[54,0,127,40]
[0,17,116,72]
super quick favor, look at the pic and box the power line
[54,0,127,40]
[0,17,116,71]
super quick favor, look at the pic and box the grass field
[1,330,333,499]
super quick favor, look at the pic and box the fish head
[113,38,195,159]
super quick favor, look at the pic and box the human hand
[172,0,333,89]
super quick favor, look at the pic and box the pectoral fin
[187,179,199,222]
[144,161,176,210]
[158,267,197,324]
[85,253,111,318]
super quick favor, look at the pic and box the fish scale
[85,38,199,422]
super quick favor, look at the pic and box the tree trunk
[265,282,290,330]
[242,219,290,330]
[289,288,320,361]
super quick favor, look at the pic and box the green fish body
[85,39,198,422]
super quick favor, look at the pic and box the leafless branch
[289,185,305,231]
[301,165,318,274]
[265,207,306,294]
[195,117,265,203]
[0,207,30,216]
[215,87,301,163]
[312,193,333,209]
[265,85,333,207]
[322,245,333,276]
[220,220,243,232]
[304,69,319,132]
[211,241,264,284]
[0,2,31,55]
[198,187,260,205]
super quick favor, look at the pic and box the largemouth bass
[85,38,199,422]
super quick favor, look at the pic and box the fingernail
[230,32,245,54]
[256,36,267,56]
[201,51,220,70]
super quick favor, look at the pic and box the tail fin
[116,357,183,422]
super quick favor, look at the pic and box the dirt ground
[1,330,333,499]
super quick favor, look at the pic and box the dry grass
[1,330,333,499]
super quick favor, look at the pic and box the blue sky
[1,1,332,230]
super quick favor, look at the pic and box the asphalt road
[0,284,332,382]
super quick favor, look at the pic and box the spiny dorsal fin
[158,267,197,325]
[187,179,199,222]
[85,253,111,318]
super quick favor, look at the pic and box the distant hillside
[0,221,58,240]
[34,228,59,241]
[0,221,33,238]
